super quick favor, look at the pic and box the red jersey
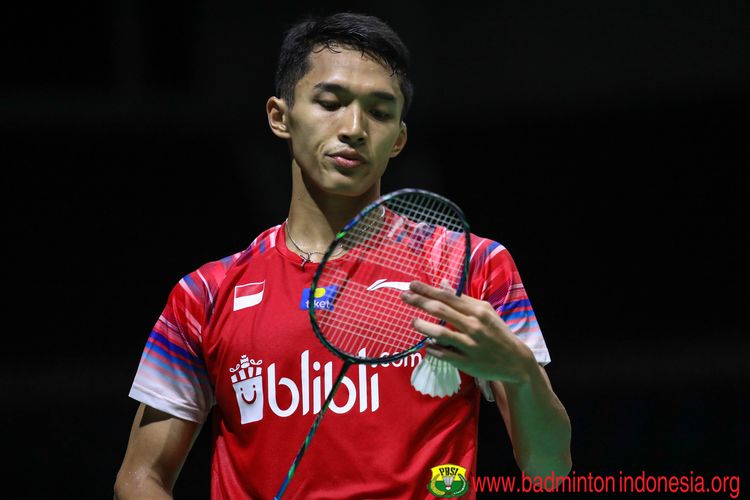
[129,222,549,499]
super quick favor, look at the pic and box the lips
[328,150,366,168]
[331,156,363,168]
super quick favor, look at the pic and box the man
[114,12,571,499]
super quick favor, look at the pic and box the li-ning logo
[230,349,380,424]
[427,464,469,498]
[300,285,338,311]
[366,279,411,292]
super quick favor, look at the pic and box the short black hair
[275,12,414,118]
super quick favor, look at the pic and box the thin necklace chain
[284,221,343,268]
[284,206,385,269]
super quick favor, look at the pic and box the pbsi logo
[428,464,469,498]
[230,349,379,424]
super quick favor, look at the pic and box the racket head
[309,188,471,365]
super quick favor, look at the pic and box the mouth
[327,150,366,169]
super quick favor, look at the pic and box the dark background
[3,1,748,498]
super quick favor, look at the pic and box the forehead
[296,46,403,102]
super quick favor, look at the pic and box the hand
[400,281,537,384]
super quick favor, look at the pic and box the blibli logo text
[231,349,380,423]
[300,286,338,311]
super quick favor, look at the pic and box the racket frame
[308,187,472,365]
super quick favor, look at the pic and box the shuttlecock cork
[410,349,461,397]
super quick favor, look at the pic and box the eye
[369,109,392,121]
[317,100,340,111]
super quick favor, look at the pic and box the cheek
[291,116,327,148]
[375,131,401,156]
[288,123,316,153]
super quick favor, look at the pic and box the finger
[401,289,471,329]
[409,281,513,339]
[409,281,485,317]
[425,344,468,365]
[412,318,476,350]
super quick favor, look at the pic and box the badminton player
[114,12,571,499]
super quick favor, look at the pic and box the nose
[338,104,367,145]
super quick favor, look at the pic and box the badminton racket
[274,188,471,499]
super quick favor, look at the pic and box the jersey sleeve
[129,266,222,423]
[467,238,550,400]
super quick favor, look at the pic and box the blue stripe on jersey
[140,349,206,387]
[181,274,203,299]
[502,309,537,322]
[259,238,266,253]
[482,241,501,260]
[500,299,532,313]
[146,331,207,376]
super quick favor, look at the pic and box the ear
[390,121,408,157]
[267,97,290,139]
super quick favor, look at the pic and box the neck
[286,161,381,251]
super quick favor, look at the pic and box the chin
[324,181,376,198]
[321,171,380,198]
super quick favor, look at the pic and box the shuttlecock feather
[410,352,461,397]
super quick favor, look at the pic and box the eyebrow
[312,82,397,103]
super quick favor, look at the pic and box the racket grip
[274,360,352,499]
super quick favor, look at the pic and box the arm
[114,404,203,500]
[490,367,571,477]
[402,281,571,478]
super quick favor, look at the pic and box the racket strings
[318,256,432,355]
[315,193,467,360]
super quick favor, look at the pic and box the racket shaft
[274,360,353,499]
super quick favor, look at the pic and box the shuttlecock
[410,352,461,397]
[443,474,455,491]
